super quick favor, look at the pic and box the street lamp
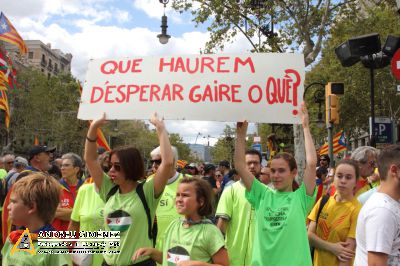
[157,0,171,44]
[313,89,325,129]
[303,82,326,128]
[335,33,400,147]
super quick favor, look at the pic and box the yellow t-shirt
[308,195,362,266]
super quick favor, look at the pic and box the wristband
[86,136,97,143]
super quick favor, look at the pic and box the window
[28,52,34,59]
[41,54,46,66]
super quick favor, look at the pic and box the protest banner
[78,53,305,123]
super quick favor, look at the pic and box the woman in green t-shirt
[234,103,318,266]
[85,112,176,266]
[132,177,229,266]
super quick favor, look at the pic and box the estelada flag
[319,130,346,155]
[0,12,27,55]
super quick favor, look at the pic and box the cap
[28,146,56,160]
[204,164,216,173]
[14,156,28,167]
[320,154,330,163]
[97,147,106,155]
[218,160,230,168]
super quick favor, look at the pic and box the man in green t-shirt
[215,150,261,266]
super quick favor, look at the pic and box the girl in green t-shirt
[132,177,229,266]
[234,102,318,266]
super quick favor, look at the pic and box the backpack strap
[106,185,119,202]
[316,194,330,226]
[136,182,157,247]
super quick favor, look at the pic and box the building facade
[2,40,72,78]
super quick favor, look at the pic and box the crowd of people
[0,105,398,266]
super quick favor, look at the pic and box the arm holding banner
[149,113,175,198]
[234,121,254,191]
[301,103,317,196]
[84,113,108,190]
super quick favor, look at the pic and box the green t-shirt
[162,219,225,266]
[71,183,105,266]
[155,173,184,251]
[1,238,72,266]
[0,169,7,179]
[99,173,159,266]
[246,179,316,266]
[215,181,255,266]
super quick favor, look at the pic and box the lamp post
[313,89,325,129]
[157,0,171,44]
[304,82,335,166]
[335,33,399,147]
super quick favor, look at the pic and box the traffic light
[325,82,343,124]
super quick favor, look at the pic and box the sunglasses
[109,162,122,172]
[320,158,327,161]
[216,174,222,177]
[150,159,162,165]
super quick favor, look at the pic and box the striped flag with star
[0,12,27,55]
[319,130,346,155]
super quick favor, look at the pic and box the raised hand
[150,112,166,132]
[299,102,310,129]
[236,121,248,137]
[91,112,108,129]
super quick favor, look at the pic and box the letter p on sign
[379,124,386,135]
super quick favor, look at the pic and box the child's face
[175,183,201,217]
[8,193,31,226]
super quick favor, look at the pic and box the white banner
[78,53,305,123]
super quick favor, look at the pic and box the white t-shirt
[354,192,400,266]
[357,186,377,205]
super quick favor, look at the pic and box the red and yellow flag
[34,136,39,145]
[0,49,17,89]
[0,90,10,129]
[78,83,111,151]
[319,131,347,155]
[0,12,27,55]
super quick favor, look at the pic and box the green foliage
[306,4,400,143]
[172,0,352,65]
[211,124,236,164]
[5,68,193,161]
[7,68,86,155]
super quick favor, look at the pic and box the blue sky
[0,0,257,145]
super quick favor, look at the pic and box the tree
[7,68,86,155]
[306,3,400,146]
[211,124,236,164]
[172,0,357,178]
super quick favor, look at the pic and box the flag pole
[327,122,335,168]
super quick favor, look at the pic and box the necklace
[180,218,212,228]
